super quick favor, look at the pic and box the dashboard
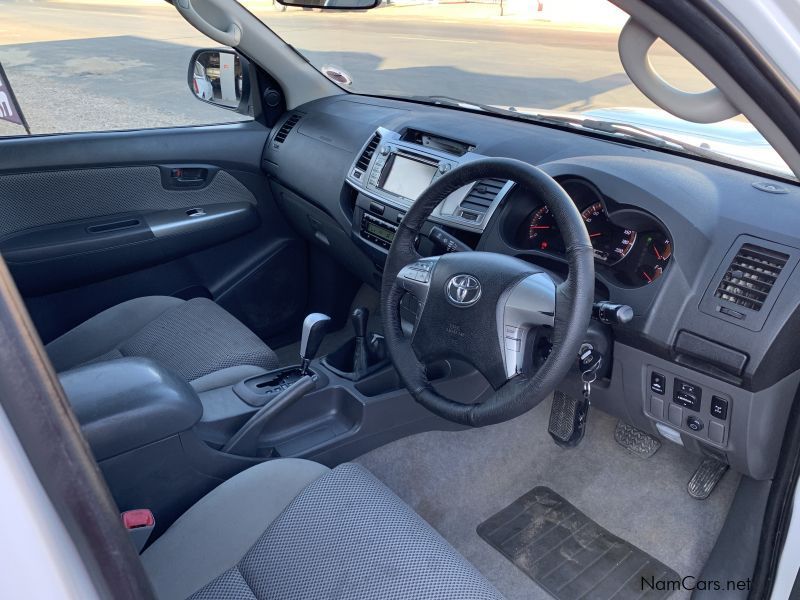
[262,95,800,480]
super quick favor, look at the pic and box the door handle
[169,167,208,187]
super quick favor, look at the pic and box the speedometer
[580,202,637,265]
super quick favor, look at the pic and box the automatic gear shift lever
[300,313,331,375]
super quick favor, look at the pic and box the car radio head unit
[347,127,513,236]
[379,152,439,201]
[358,138,456,207]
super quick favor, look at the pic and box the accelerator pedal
[614,420,661,458]
[548,390,588,448]
[688,457,729,499]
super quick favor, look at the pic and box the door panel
[0,165,255,239]
[0,123,309,347]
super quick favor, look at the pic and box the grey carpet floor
[355,396,740,600]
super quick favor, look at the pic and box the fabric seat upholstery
[46,296,280,382]
[141,459,505,600]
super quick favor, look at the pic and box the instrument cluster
[510,178,673,287]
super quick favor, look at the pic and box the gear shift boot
[322,307,388,381]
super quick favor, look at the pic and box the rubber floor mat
[477,487,679,599]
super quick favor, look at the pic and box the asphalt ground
[0,1,712,137]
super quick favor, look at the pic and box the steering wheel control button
[649,372,666,395]
[673,378,701,411]
[445,274,481,307]
[505,325,522,352]
[401,262,432,283]
[710,396,729,420]
[686,416,704,432]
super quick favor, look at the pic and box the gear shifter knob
[351,307,370,379]
[299,313,331,375]
[351,307,369,339]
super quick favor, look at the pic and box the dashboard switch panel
[650,372,666,395]
[668,403,683,426]
[649,396,664,419]
[710,396,729,420]
[686,416,704,432]
[644,364,735,450]
[673,378,702,411]
[708,421,726,444]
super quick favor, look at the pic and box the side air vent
[714,243,789,311]
[458,178,507,222]
[274,114,301,144]
[356,132,381,171]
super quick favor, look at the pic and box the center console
[346,127,514,258]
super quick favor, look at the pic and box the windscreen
[238,0,793,180]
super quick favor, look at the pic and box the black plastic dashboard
[262,95,800,479]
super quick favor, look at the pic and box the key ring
[581,356,602,384]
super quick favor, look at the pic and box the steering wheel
[380,158,595,427]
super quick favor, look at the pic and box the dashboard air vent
[458,178,507,222]
[356,132,381,171]
[714,243,789,311]
[274,114,301,144]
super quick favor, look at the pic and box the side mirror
[187,49,251,115]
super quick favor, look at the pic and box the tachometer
[580,202,637,265]
[524,205,564,253]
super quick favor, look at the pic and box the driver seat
[141,458,504,600]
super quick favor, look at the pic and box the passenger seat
[46,296,280,385]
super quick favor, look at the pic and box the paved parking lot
[0,0,712,137]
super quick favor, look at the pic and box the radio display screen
[366,220,396,243]
[380,155,438,200]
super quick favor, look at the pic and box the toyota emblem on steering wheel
[446,274,482,307]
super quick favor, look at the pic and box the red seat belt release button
[122,509,154,529]
[121,509,155,553]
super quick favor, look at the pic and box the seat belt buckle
[121,509,155,553]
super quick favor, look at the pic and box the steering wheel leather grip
[381,157,594,427]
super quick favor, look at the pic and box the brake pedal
[548,390,588,448]
[688,458,729,499]
[614,421,661,458]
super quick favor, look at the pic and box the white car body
[192,63,214,101]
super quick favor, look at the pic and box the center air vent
[714,243,789,311]
[356,132,381,171]
[458,178,507,223]
[274,114,301,144]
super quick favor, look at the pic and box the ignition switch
[578,343,603,372]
